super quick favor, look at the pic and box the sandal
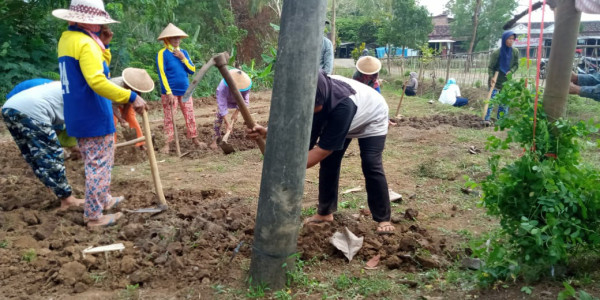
[105,196,124,210]
[87,213,123,228]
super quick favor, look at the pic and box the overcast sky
[417,0,600,22]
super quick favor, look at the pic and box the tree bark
[248,0,326,290]
[466,0,482,72]
[542,0,581,122]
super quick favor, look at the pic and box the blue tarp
[375,47,406,58]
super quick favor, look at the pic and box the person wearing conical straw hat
[156,23,201,154]
[53,0,149,228]
[110,68,155,151]
[353,56,382,93]
[210,69,252,150]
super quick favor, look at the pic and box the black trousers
[317,135,391,222]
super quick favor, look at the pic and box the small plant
[301,206,317,217]
[438,77,446,84]
[246,277,270,298]
[89,272,106,284]
[0,240,9,248]
[119,283,140,300]
[273,289,292,300]
[558,282,599,300]
[351,43,366,63]
[520,286,533,295]
[334,274,353,290]
[475,80,482,88]
[22,249,36,262]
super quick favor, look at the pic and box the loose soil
[1,90,598,299]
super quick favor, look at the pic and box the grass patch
[21,249,36,262]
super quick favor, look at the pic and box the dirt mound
[298,211,450,271]
[393,114,484,130]
[0,185,257,298]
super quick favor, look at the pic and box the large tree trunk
[542,0,581,122]
[248,0,326,290]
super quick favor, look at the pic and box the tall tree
[377,0,432,70]
[447,0,518,51]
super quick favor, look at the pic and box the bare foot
[209,141,219,150]
[86,212,123,228]
[59,196,84,211]
[376,221,395,235]
[160,143,170,154]
[569,82,581,95]
[192,137,202,146]
[303,213,334,225]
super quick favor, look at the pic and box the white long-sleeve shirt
[438,84,461,106]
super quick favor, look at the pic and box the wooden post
[445,54,451,85]
[248,0,326,290]
[141,110,167,207]
[331,0,336,73]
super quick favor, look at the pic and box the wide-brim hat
[157,23,189,40]
[52,0,119,24]
[356,56,381,75]
[110,68,155,93]
[224,69,252,92]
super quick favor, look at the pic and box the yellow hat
[110,68,155,93]
[157,23,188,40]
[356,56,382,75]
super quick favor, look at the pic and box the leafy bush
[351,43,366,63]
[472,76,600,284]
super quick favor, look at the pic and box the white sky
[418,0,600,22]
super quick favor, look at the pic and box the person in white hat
[156,23,202,154]
[353,56,382,93]
[210,69,252,150]
[53,0,149,227]
[111,68,156,151]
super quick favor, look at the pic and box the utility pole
[542,0,581,122]
[248,0,327,290]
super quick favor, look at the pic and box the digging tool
[182,57,217,103]
[219,115,237,154]
[214,53,266,154]
[481,71,499,121]
[395,81,408,118]
[131,110,168,213]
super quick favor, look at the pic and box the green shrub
[471,76,600,285]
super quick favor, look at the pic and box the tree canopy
[447,0,518,51]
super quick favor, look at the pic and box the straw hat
[157,23,189,41]
[356,56,382,75]
[52,0,118,24]
[224,69,252,92]
[110,68,155,93]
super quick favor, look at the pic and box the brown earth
[1,90,597,299]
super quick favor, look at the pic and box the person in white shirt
[438,78,468,107]
[2,81,84,211]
